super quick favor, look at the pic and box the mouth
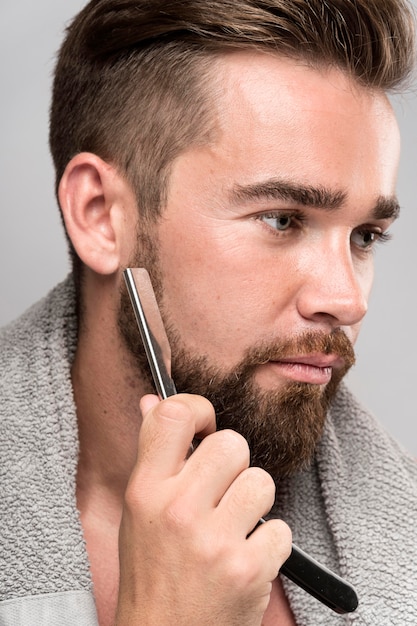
[259,353,346,386]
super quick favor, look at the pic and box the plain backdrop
[1,1,417,455]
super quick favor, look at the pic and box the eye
[351,227,391,250]
[257,212,303,232]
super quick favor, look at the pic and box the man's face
[120,52,400,477]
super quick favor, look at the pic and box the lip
[276,353,345,370]
[261,353,345,385]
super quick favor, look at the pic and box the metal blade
[123,267,177,399]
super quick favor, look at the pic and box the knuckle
[197,429,250,469]
[218,428,250,460]
[123,477,149,511]
[250,467,276,507]
[232,467,275,511]
[158,394,215,428]
[123,475,140,507]
[269,519,293,558]
[185,393,215,414]
[275,519,292,541]
[124,481,195,537]
[162,499,193,535]
[225,551,261,587]
[248,466,274,490]
[193,530,226,566]
[158,396,194,424]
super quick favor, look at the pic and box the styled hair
[49,0,416,276]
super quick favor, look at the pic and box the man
[1,0,417,624]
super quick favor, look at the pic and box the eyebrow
[229,178,400,220]
[373,195,401,220]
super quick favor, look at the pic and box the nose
[295,242,370,329]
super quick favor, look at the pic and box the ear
[58,153,136,275]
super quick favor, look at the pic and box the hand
[115,393,292,626]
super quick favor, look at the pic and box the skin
[60,52,400,625]
[155,54,399,379]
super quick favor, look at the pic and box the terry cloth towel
[0,277,97,625]
[1,276,417,625]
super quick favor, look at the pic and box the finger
[180,429,251,509]
[215,466,276,537]
[246,518,293,581]
[136,393,216,479]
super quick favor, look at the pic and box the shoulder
[329,381,417,481]
[0,276,78,415]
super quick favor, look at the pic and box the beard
[166,327,355,478]
[118,236,355,479]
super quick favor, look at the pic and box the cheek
[349,259,374,343]
[158,259,266,354]
[356,256,375,299]
[156,237,296,362]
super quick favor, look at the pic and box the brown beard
[118,233,355,479]
[166,327,354,478]
[120,283,355,479]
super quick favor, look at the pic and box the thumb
[140,393,160,416]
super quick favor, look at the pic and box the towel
[1,276,417,624]
[273,378,417,623]
[0,276,96,623]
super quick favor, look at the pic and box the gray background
[1,2,416,455]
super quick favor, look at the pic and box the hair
[49,0,416,285]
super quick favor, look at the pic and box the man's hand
[116,393,292,626]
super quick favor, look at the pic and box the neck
[72,287,152,505]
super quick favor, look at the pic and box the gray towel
[0,278,94,611]
[1,276,417,624]
[275,386,417,624]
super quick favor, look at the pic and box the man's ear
[58,153,135,275]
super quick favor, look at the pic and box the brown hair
[49,0,416,278]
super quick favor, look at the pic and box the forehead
[212,50,393,131]
[164,50,400,222]
[170,52,399,202]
